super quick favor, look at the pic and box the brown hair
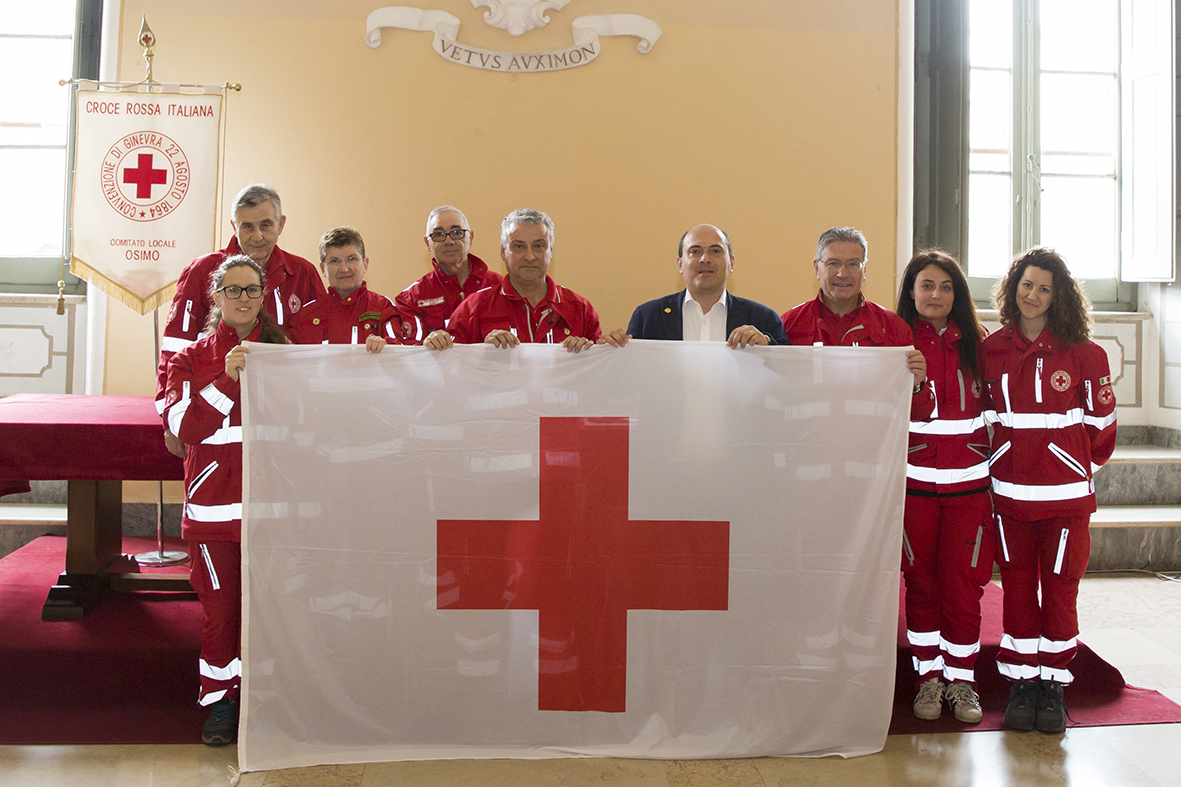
[896,249,984,384]
[204,254,290,344]
[994,247,1091,345]
[318,226,365,263]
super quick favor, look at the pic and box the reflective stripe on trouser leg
[189,540,242,705]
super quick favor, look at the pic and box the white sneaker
[945,681,983,724]
[913,677,944,720]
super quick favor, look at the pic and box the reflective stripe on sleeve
[199,657,242,681]
[186,502,242,523]
[1083,411,1117,430]
[200,382,235,415]
[161,336,195,353]
[274,289,284,325]
[201,425,242,446]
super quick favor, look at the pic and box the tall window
[968,0,1120,279]
[0,0,98,293]
[914,0,1173,301]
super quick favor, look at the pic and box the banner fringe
[70,257,176,315]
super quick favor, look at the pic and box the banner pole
[136,308,187,568]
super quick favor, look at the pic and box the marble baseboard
[1,480,67,505]
[1117,425,1181,448]
[1088,526,1181,572]
[0,503,183,561]
[0,525,67,561]
[1095,463,1181,505]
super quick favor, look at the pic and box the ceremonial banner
[70,87,222,313]
[239,342,911,773]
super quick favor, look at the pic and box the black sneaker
[201,697,238,746]
[1035,680,1067,734]
[1002,679,1037,731]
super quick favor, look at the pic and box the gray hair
[232,183,282,219]
[426,205,468,234]
[501,208,554,248]
[815,226,868,262]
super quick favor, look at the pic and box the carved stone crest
[471,0,572,36]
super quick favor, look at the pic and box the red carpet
[889,580,1181,734]
[2,537,1179,744]
[0,535,204,744]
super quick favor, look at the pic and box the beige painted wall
[105,0,904,501]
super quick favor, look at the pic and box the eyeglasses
[217,284,264,300]
[821,259,866,273]
[428,228,470,242]
[324,255,363,266]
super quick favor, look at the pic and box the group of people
[156,184,1116,746]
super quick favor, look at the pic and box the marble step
[1107,445,1181,464]
[0,504,67,527]
[1091,505,1181,528]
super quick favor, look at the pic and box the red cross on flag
[238,341,911,772]
[69,88,222,314]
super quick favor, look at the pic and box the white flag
[239,342,910,772]
[70,87,221,313]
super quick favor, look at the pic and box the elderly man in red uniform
[425,208,601,352]
[156,183,325,456]
[782,226,926,388]
[287,226,403,351]
[395,205,503,344]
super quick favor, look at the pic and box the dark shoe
[202,697,238,745]
[1002,680,1037,731]
[1035,680,1067,734]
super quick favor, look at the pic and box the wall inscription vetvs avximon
[366,2,661,72]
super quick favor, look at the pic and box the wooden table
[0,394,190,619]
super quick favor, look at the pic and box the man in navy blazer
[609,224,789,347]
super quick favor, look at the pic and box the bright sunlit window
[0,2,77,258]
[967,0,1121,280]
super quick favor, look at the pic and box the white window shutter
[1120,0,1175,282]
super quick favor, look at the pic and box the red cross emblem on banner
[437,416,730,712]
[122,152,167,198]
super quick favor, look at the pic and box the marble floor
[3,572,1180,787]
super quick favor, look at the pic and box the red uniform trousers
[189,540,242,706]
[902,490,995,688]
[995,515,1090,685]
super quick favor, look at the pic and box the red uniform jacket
[906,319,991,495]
[782,293,914,347]
[163,320,256,543]
[155,238,325,410]
[395,254,502,343]
[447,276,602,345]
[983,326,1117,520]
[287,283,404,346]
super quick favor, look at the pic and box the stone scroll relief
[365,2,661,73]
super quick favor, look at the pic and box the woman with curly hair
[896,250,994,724]
[984,247,1117,734]
[162,254,290,745]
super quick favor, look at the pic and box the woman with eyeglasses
[162,254,290,746]
[984,247,1116,734]
[895,250,993,725]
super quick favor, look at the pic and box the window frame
[0,0,102,295]
[914,0,1170,310]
